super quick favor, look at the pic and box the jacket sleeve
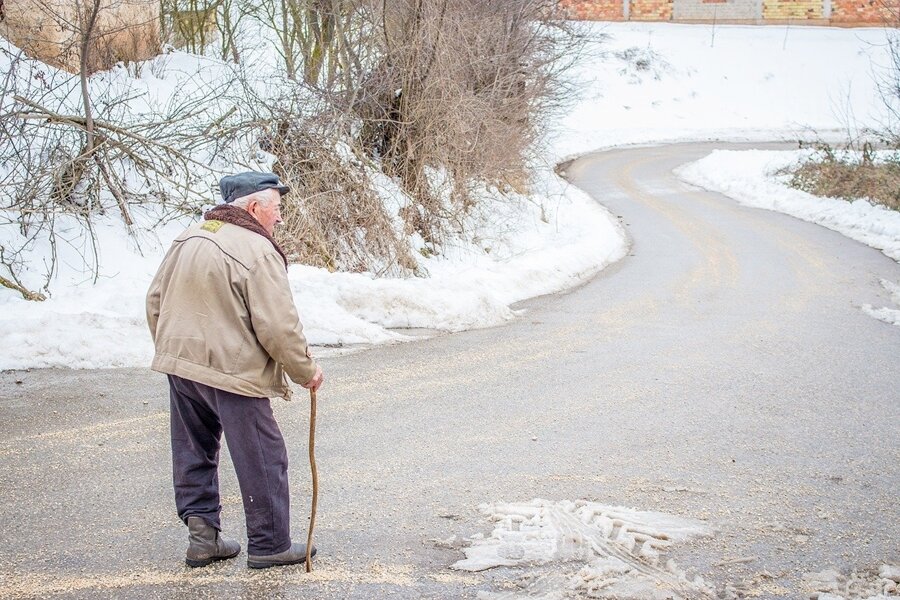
[245,252,318,386]
[146,264,163,344]
[147,241,179,343]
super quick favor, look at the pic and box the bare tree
[352,0,583,243]
[0,0,584,298]
[160,0,220,54]
[0,29,234,298]
[216,0,248,62]
[252,0,366,85]
[79,1,101,154]
[879,3,900,146]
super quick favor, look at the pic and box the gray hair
[230,188,279,210]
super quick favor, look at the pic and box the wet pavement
[1,143,898,599]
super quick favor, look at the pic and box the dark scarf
[204,204,288,269]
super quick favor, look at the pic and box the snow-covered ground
[552,23,892,160]
[1,23,897,370]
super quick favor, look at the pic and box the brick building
[560,0,898,25]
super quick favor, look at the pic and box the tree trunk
[79,0,102,155]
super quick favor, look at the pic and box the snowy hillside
[1,22,895,370]
[552,23,892,160]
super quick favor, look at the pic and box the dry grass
[786,147,900,211]
[263,117,419,277]
[256,0,582,268]
[353,0,581,245]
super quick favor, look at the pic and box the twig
[13,95,215,170]
[714,556,757,567]
[0,274,46,301]
[94,153,134,227]
[201,105,238,136]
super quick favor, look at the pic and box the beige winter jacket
[146,220,317,400]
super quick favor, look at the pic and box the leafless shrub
[215,0,251,63]
[352,0,584,245]
[1,0,584,298]
[275,131,420,276]
[235,0,584,266]
[1,0,160,75]
[240,86,418,275]
[785,142,900,211]
[783,2,899,213]
[0,41,233,299]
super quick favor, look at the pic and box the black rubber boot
[185,516,241,568]
[247,542,317,569]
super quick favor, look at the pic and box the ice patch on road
[451,499,714,599]
[803,563,900,599]
[862,279,900,328]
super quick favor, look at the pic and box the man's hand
[302,365,324,391]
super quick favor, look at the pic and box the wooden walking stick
[306,387,318,572]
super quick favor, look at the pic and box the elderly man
[146,172,323,569]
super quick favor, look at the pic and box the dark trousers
[168,374,292,555]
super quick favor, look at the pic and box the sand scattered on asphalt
[0,413,167,446]
[803,564,900,600]
[0,559,424,598]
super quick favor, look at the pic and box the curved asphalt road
[0,143,897,599]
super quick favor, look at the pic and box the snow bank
[0,171,624,370]
[0,208,191,369]
[283,171,626,345]
[0,29,625,370]
[675,150,900,262]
